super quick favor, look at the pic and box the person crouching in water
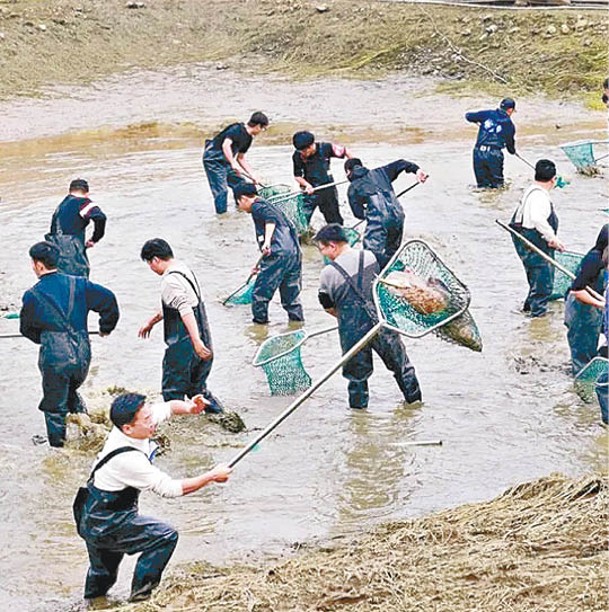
[75,393,231,602]
[314,224,421,409]
[235,183,304,325]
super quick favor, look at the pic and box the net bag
[258,184,292,200]
[267,192,309,235]
[224,277,255,305]
[550,250,584,301]
[434,309,483,352]
[573,357,608,403]
[374,240,471,338]
[560,140,608,172]
[253,329,312,396]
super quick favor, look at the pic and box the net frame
[373,240,471,338]
[266,191,309,235]
[560,140,609,170]
[550,250,584,301]
[573,357,608,402]
[223,277,256,306]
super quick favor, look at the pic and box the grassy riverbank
[0,0,606,103]
[135,474,607,611]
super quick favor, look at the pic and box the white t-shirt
[513,184,558,243]
[92,402,183,498]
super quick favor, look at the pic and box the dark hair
[29,241,59,269]
[110,393,146,430]
[248,112,269,128]
[603,77,609,90]
[500,98,516,110]
[344,158,363,174]
[292,131,315,151]
[69,178,89,193]
[602,93,608,105]
[534,159,557,182]
[140,238,174,262]
[314,223,348,245]
[233,183,258,200]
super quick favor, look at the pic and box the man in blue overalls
[509,159,565,318]
[344,157,428,269]
[45,178,107,277]
[20,241,119,446]
[315,224,421,409]
[564,224,608,374]
[139,239,223,411]
[292,131,352,225]
[76,393,231,602]
[202,112,269,214]
[235,183,304,325]
[465,98,517,188]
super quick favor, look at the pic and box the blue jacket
[465,108,516,153]
[20,272,119,343]
[50,195,107,245]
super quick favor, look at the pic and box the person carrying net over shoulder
[315,224,421,409]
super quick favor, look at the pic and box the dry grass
[0,0,606,100]
[126,473,609,611]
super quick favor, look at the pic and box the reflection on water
[0,122,607,609]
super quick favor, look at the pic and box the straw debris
[137,473,607,611]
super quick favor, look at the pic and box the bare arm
[572,288,605,309]
[236,153,260,184]
[295,176,314,194]
[222,137,239,171]
[261,222,276,255]
[324,307,338,318]
[181,464,231,495]
[138,311,163,338]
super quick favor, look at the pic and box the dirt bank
[0,0,606,103]
[131,474,608,611]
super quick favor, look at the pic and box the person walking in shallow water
[202,112,269,214]
[465,98,516,189]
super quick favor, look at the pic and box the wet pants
[596,371,608,425]
[162,337,221,410]
[252,253,304,324]
[39,364,88,447]
[473,147,504,188]
[342,328,421,408]
[512,237,555,317]
[202,155,243,214]
[83,509,178,599]
[564,292,603,375]
[302,189,343,225]
[363,217,404,270]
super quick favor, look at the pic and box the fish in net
[434,309,483,352]
[258,184,293,200]
[574,357,608,403]
[550,250,584,300]
[267,191,309,235]
[375,241,471,338]
[253,329,313,396]
[560,140,607,174]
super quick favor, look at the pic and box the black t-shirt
[211,122,252,157]
[292,142,346,187]
[571,250,606,293]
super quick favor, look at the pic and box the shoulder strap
[514,185,545,224]
[329,252,378,322]
[167,270,201,300]
[30,276,76,331]
[89,446,141,481]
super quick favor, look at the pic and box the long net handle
[0,331,100,340]
[221,256,264,305]
[516,153,535,170]
[495,219,605,303]
[396,182,420,198]
[306,325,339,341]
[268,179,349,205]
[228,322,382,468]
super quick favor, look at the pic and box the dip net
[550,250,584,300]
[267,191,309,235]
[253,329,313,396]
[560,140,608,173]
[574,357,608,402]
[223,277,256,306]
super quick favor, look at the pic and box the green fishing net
[258,184,292,200]
[560,140,608,172]
[550,250,584,301]
[224,276,256,306]
[434,309,483,352]
[374,240,471,338]
[267,191,309,235]
[253,329,312,396]
[573,357,608,403]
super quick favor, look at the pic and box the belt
[477,145,501,152]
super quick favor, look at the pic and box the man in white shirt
[509,159,565,318]
[75,393,231,602]
[138,238,223,411]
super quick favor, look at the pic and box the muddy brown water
[0,66,607,609]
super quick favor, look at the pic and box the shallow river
[0,67,606,610]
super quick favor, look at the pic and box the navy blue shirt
[571,250,607,294]
[251,199,299,257]
[465,108,516,153]
[209,122,252,157]
[20,272,119,343]
[50,195,107,244]
[292,142,347,187]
